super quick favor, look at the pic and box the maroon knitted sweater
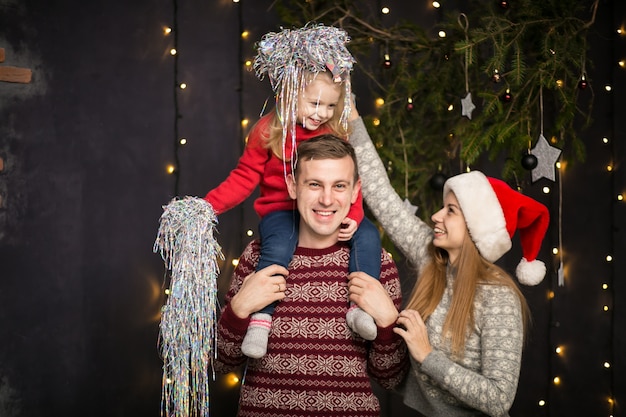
[215,240,407,417]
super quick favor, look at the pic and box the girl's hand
[393,309,433,363]
[338,217,357,241]
[230,264,288,319]
[348,271,398,328]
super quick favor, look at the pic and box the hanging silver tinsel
[153,196,223,417]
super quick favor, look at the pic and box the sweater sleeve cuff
[220,304,251,336]
[420,349,451,381]
[376,323,400,344]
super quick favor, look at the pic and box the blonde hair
[405,232,531,358]
[262,71,350,160]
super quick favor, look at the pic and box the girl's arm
[204,118,270,214]
[348,117,433,272]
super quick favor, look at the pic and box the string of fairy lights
[158,1,624,415]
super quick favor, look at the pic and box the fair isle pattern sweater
[215,240,407,417]
[349,117,525,417]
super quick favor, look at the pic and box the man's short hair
[294,134,359,183]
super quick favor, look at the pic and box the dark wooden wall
[0,1,623,416]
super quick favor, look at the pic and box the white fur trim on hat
[443,171,512,262]
[516,257,546,286]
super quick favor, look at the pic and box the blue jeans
[256,210,382,315]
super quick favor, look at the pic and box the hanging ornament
[578,73,588,90]
[459,14,475,120]
[521,153,538,170]
[461,93,476,119]
[500,88,512,103]
[406,97,414,111]
[530,134,562,182]
[429,172,447,191]
[530,85,562,182]
[383,53,392,69]
[403,198,419,215]
[499,0,510,9]
[492,69,501,83]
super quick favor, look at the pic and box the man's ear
[287,174,297,199]
[351,178,362,204]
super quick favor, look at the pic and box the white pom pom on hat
[443,171,550,285]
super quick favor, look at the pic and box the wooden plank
[0,66,32,83]
[0,48,4,62]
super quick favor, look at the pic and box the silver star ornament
[403,198,418,215]
[530,134,562,182]
[461,92,476,120]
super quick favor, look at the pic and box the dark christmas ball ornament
[499,0,510,9]
[521,153,538,170]
[500,89,513,103]
[429,172,447,191]
[383,53,392,69]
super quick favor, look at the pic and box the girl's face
[430,191,468,264]
[297,74,342,131]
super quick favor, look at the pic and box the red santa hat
[443,171,550,285]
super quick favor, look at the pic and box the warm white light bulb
[542,186,550,194]
[381,7,390,14]
[438,30,447,38]
[246,229,254,237]
[432,1,441,8]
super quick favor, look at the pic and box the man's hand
[338,217,358,241]
[230,264,288,319]
[347,271,398,328]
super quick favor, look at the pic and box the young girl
[204,24,381,358]
[346,111,550,416]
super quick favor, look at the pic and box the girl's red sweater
[204,113,363,223]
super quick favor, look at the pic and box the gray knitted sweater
[349,117,524,417]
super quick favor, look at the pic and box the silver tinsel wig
[253,23,356,170]
[153,196,223,417]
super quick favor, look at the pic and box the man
[214,134,407,417]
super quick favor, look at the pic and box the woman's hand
[348,271,398,327]
[230,264,288,319]
[394,309,433,363]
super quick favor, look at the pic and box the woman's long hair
[404,232,531,358]
[263,71,349,160]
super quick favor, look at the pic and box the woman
[346,111,550,417]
